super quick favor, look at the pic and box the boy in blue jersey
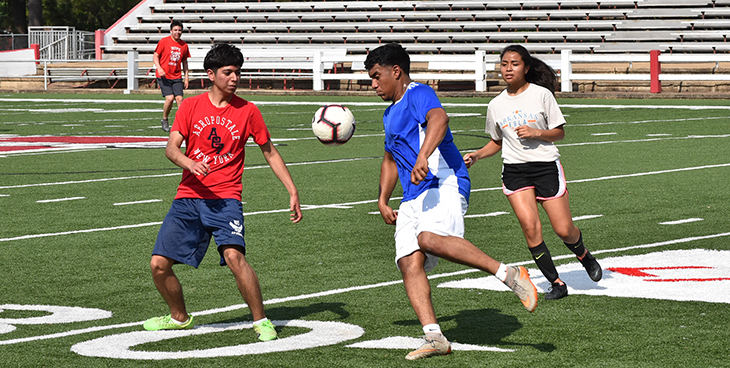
[365,43,538,361]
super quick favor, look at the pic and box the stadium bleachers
[102,0,730,58]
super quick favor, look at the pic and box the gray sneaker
[406,333,452,360]
[161,118,170,132]
[503,266,538,312]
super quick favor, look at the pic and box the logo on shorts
[229,220,243,237]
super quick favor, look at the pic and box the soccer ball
[311,105,356,145]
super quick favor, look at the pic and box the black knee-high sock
[529,241,559,283]
[564,231,588,259]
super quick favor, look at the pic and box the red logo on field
[0,136,168,152]
[607,266,730,282]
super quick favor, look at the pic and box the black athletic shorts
[158,78,184,97]
[501,159,566,201]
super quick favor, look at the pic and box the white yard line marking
[1,163,727,242]
[36,197,85,203]
[660,218,704,225]
[464,211,510,218]
[0,163,730,242]
[0,157,376,190]
[574,116,726,127]
[2,231,729,346]
[567,163,730,184]
[113,199,163,206]
[559,134,730,147]
[591,132,618,136]
[0,173,181,190]
[0,222,162,242]
[573,215,604,221]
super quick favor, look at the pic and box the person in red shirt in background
[143,44,302,343]
[153,20,191,132]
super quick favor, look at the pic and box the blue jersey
[383,82,470,202]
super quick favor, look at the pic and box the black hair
[364,43,410,75]
[500,45,557,94]
[170,20,183,30]
[203,43,244,73]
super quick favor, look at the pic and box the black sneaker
[161,118,170,132]
[580,252,602,282]
[545,282,568,300]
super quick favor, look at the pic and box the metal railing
[28,26,95,60]
[2,49,730,92]
[0,34,29,51]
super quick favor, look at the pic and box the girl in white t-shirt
[463,45,602,300]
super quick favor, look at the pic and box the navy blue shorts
[502,159,567,201]
[158,78,184,97]
[153,198,245,267]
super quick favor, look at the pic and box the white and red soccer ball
[311,105,356,145]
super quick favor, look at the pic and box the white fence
[559,49,730,92]
[2,48,730,92]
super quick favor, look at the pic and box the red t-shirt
[154,35,190,80]
[171,93,271,200]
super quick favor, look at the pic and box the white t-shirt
[485,83,566,164]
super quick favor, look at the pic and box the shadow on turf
[395,309,555,352]
[212,302,351,324]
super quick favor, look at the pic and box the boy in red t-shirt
[143,44,302,342]
[153,20,191,132]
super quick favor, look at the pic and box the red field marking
[0,145,48,152]
[0,136,168,153]
[607,266,730,282]
[1,136,167,144]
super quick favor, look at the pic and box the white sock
[253,317,269,326]
[171,316,188,325]
[495,263,509,282]
[423,324,442,335]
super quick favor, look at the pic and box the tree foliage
[1,0,140,33]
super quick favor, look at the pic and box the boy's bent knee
[220,245,248,265]
[398,252,426,274]
[150,255,174,274]
[416,232,441,254]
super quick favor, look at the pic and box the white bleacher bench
[117,31,614,45]
[43,67,127,88]
[616,19,688,30]
[149,0,644,13]
[682,20,730,30]
[661,43,730,53]
[126,20,622,35]
[104,42,606,56]
[673,31,729,41]
[148,1,495,13]
[606,31,678,41]
[137,9,636,24]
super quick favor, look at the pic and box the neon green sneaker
[143,314,194,331]
[253,320,278,341]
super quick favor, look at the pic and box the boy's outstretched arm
[259,140,303,223]
[378,151,399,226]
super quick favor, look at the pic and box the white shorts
[394,185,468,272]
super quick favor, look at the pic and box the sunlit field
[1,93,728,367]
